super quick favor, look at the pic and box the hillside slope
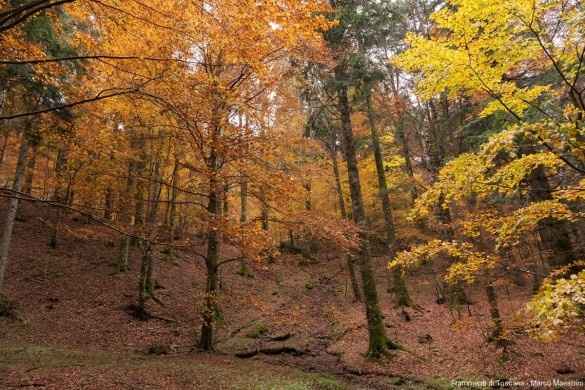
[1,202,584,389]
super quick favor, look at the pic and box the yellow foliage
[490,152,563,196]
[527,262,585,341]
[389,239,498,285]
[497,201,580,249]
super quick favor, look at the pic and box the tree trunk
[330,147,347,219]
[138,158,162,300]
[22,142,38,195]
[137,242,153,319]
[329,138,360,301]
[485,282,503,344]
[133,138,147,244]
[526,165,575,268]
[394,120,417,202]
[304,180,312,211]
[0,131,9,167]
[425,99,445,175]
[168,159,179,257]
[259,188,269,231]
[337,75,396,357]
[118,159,137,272]
[366,93,411,308]
[240,175,248,224]
[238,174,250,276]
[0,133,29,294]
[200,160,221,351]
[390,268,411,307]
[346,254,362,302]
[104,187,114,220]
[223,183,229,215]
[49,146,67,248]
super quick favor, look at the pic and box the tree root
[123,304,176,323]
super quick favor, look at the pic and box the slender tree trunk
[134,171,145,235]
[238,174,250,276]
[366,94,411,308]
[168,159,179,257]
[0,133,29,294]
[304,180,312,211]
[485,281,503,344]
[133,139,146,244]
[49,147,67,248]
[118,159,137,272]
[223,183,229,215]
[329,139,360,301]
[347,254,362,302]
[425,100,445,174]
[395,120,417,202]
[22,142,38,195]
[240,176,248,224]
[138,158,162,300]
[0,131,9,167]
[366,94,395,247]
[330,147,347,219]
[104,187,114,220]
[259,188,269,231]
[337,75,396,357]
[137,241,153,319]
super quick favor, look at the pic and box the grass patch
[0,344,350,390]
[245,374,348,390]
[245,323,269,339]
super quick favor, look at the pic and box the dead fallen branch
[235,345,306,359]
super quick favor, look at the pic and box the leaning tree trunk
[366,93,411,308]
[337,75,397,358]
[0,133,29,295]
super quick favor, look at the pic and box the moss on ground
[0,344,349,390]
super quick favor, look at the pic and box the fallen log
[235,345,306,359]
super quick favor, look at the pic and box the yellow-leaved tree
[392,0,585,341]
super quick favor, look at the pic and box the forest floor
[1,202,584,389]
